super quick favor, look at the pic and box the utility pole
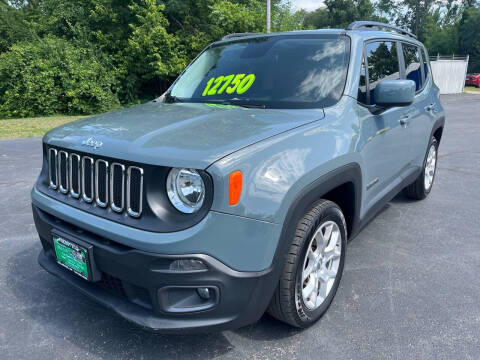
[266,0,271,33]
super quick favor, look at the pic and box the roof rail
[221,32,261,41]
[346,21,417,39]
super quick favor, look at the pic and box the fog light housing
[169,259,207,272]
[197,287,210,300]
[157,286,219,313]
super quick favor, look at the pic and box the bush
[0,36,120,118]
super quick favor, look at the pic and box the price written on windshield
[202,74,256,96]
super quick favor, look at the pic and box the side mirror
[374,79,415,107]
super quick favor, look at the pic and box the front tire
[267,200,347,328]
[403,137,438,200]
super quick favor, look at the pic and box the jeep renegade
[32,21,445,332]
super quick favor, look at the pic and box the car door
[400,43,437,168]
[357,40,412,208]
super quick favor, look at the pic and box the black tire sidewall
[293,204,347,326]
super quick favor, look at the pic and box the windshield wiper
[235,103,266,109]
[220,99,266,109]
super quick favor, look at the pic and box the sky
[291,0,325,11]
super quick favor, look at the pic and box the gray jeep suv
[31,21,445,332]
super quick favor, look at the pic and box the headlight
[166,168,205,213]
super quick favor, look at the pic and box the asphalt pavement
[1,94,479,359]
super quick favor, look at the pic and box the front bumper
[31,186,282,332]
[33,204,278,332]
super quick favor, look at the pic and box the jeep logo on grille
[82,137,103,149]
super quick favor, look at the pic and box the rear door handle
[425,103,436,112]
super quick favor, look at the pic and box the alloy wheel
[301,221,342,310]
[424,144,437,191]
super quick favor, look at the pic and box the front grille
[110,163,125,212]
[48,148,143,218]
[69,154,81,198]
[95,159,109,208]
[58,151,69,194]
[127,167,143,218]
[48,148,58,189]
[82,157,94,203]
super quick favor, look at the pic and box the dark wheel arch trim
[262,163,362,309]
[274,162,361,261]
[430,115,445,145]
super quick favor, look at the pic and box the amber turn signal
[229,171,242,206]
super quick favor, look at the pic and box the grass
[464,85,480,94]
[0,115,87,139]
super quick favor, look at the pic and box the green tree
[208,0,265,38]
[0,37,119,118]
[126,0,183,99]
[458,5,480,72]
[304,0,382,29]
[0,0,39,53]
[271,1,306,31]
[304,7,330,29]
[424,24,459,57]
[377,0,469,42]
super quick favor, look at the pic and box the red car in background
[466,73,480,87]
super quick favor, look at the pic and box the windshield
[169,35,350,109]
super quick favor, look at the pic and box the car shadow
[232,314,301,341]
[6,243,298,359]
[389,192,416,204]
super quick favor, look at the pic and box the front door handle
[399,115,410,126]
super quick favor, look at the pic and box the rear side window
[365,41,400,104]
[420,47,430,80]
[402,43,423,91]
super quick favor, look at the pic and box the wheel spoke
[322,223,333,243]
[303,260,315,282]
[315,223,331,256]
[313,232,326,254]
[323,247,340,263]
[318,281,328,301]
[307,246,321,263]
[302,275,317,299]
[324,229,339,252]
[318,267,337,283]
[310,284,318,306]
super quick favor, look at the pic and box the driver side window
[365,41,400,105]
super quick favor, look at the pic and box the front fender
[206,96,362,227]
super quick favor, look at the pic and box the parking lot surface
[1,94,479,360]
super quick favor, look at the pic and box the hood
[44,102,324,169]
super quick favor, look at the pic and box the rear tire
[403,137,438,200]
[267,200,347,328]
